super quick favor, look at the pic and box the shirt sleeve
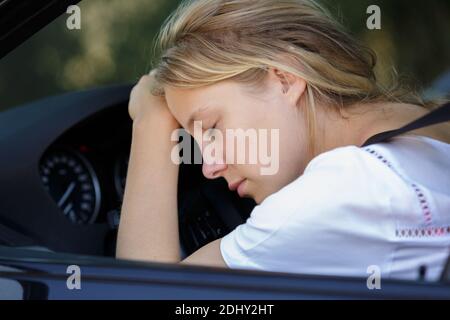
[220,146,406,277]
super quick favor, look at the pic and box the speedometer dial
[39,149,101,224]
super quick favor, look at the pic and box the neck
[311,101,429,158]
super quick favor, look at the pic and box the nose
[199,131,227,179]
[202,160,227,179]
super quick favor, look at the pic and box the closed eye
[205,123,218,139]
[206,124,216,134]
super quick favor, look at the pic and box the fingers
[136,71,159,93]
[137,74,150,85]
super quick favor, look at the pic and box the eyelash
[205,121,216,130]
[205,123,217,137]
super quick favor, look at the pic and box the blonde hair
[149,0,441,157]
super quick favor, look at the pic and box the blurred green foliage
[322,0,450,88]
[0,0,449,111]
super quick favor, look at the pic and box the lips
[228,179,245,192]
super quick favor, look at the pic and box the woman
[116,0,450,281]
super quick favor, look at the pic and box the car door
[1,246,450,300]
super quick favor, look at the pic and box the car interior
[0,1,449,294]
[0,83,257,257]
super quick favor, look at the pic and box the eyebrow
[187,105,211,129]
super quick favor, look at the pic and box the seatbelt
[361,102,450,147]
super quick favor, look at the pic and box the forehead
[165,81,237,108]
[164,80,239,123]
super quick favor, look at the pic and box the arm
[115,74,227,268]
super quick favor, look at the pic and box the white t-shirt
[220,135,450,281]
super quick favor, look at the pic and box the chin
[244,183,272,204]
[252,192,267,205]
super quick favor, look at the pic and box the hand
[128,71,179,129]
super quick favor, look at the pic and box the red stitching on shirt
[395,226,450,238]
[363,147,433,226]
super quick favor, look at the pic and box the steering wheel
[178,164,255,255]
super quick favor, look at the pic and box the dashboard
[38,104,132,229]
[0,84,255,257]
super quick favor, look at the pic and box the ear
[270,67,307,107]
